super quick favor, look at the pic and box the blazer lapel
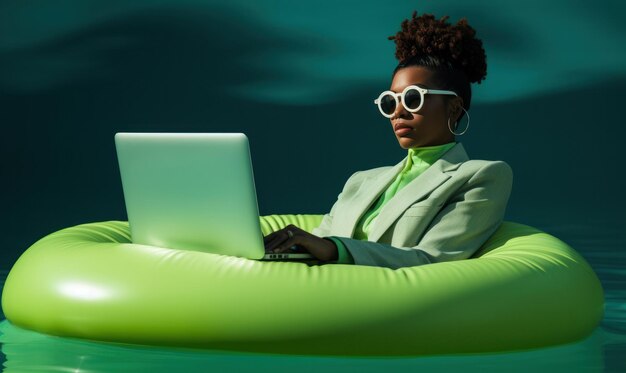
[368,142,470,242]
[335,142,470,241]
[333,159,406,238]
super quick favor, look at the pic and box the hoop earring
[448,108,470,136]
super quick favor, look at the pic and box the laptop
[114,132,315,261]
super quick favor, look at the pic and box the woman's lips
[394,125,413,136]
[395,127,412,136]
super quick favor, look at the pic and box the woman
[263,11,513,269]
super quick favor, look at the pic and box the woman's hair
[388,11,487,115]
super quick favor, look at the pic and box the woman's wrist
[322,238,339,261]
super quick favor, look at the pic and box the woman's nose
[391,101,408,119]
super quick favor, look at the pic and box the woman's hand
[263,224,338,261]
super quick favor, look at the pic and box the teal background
[1,0,625,371]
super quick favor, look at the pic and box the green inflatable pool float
[1,214,604,356]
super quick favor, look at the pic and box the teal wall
[2,0,625,269]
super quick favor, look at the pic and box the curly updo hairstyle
[388,11,487,121]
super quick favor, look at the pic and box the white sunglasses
[373,85,458,118]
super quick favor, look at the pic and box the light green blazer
[311,142,513,269]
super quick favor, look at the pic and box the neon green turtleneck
[325,141,457,264]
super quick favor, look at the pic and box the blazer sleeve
[328,161,513,269]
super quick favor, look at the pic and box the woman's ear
[447,96,464,124]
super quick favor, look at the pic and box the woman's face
[387,66,458,149]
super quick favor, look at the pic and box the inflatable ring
[1,215,604,356]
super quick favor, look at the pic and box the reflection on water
[1,222,626,373]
